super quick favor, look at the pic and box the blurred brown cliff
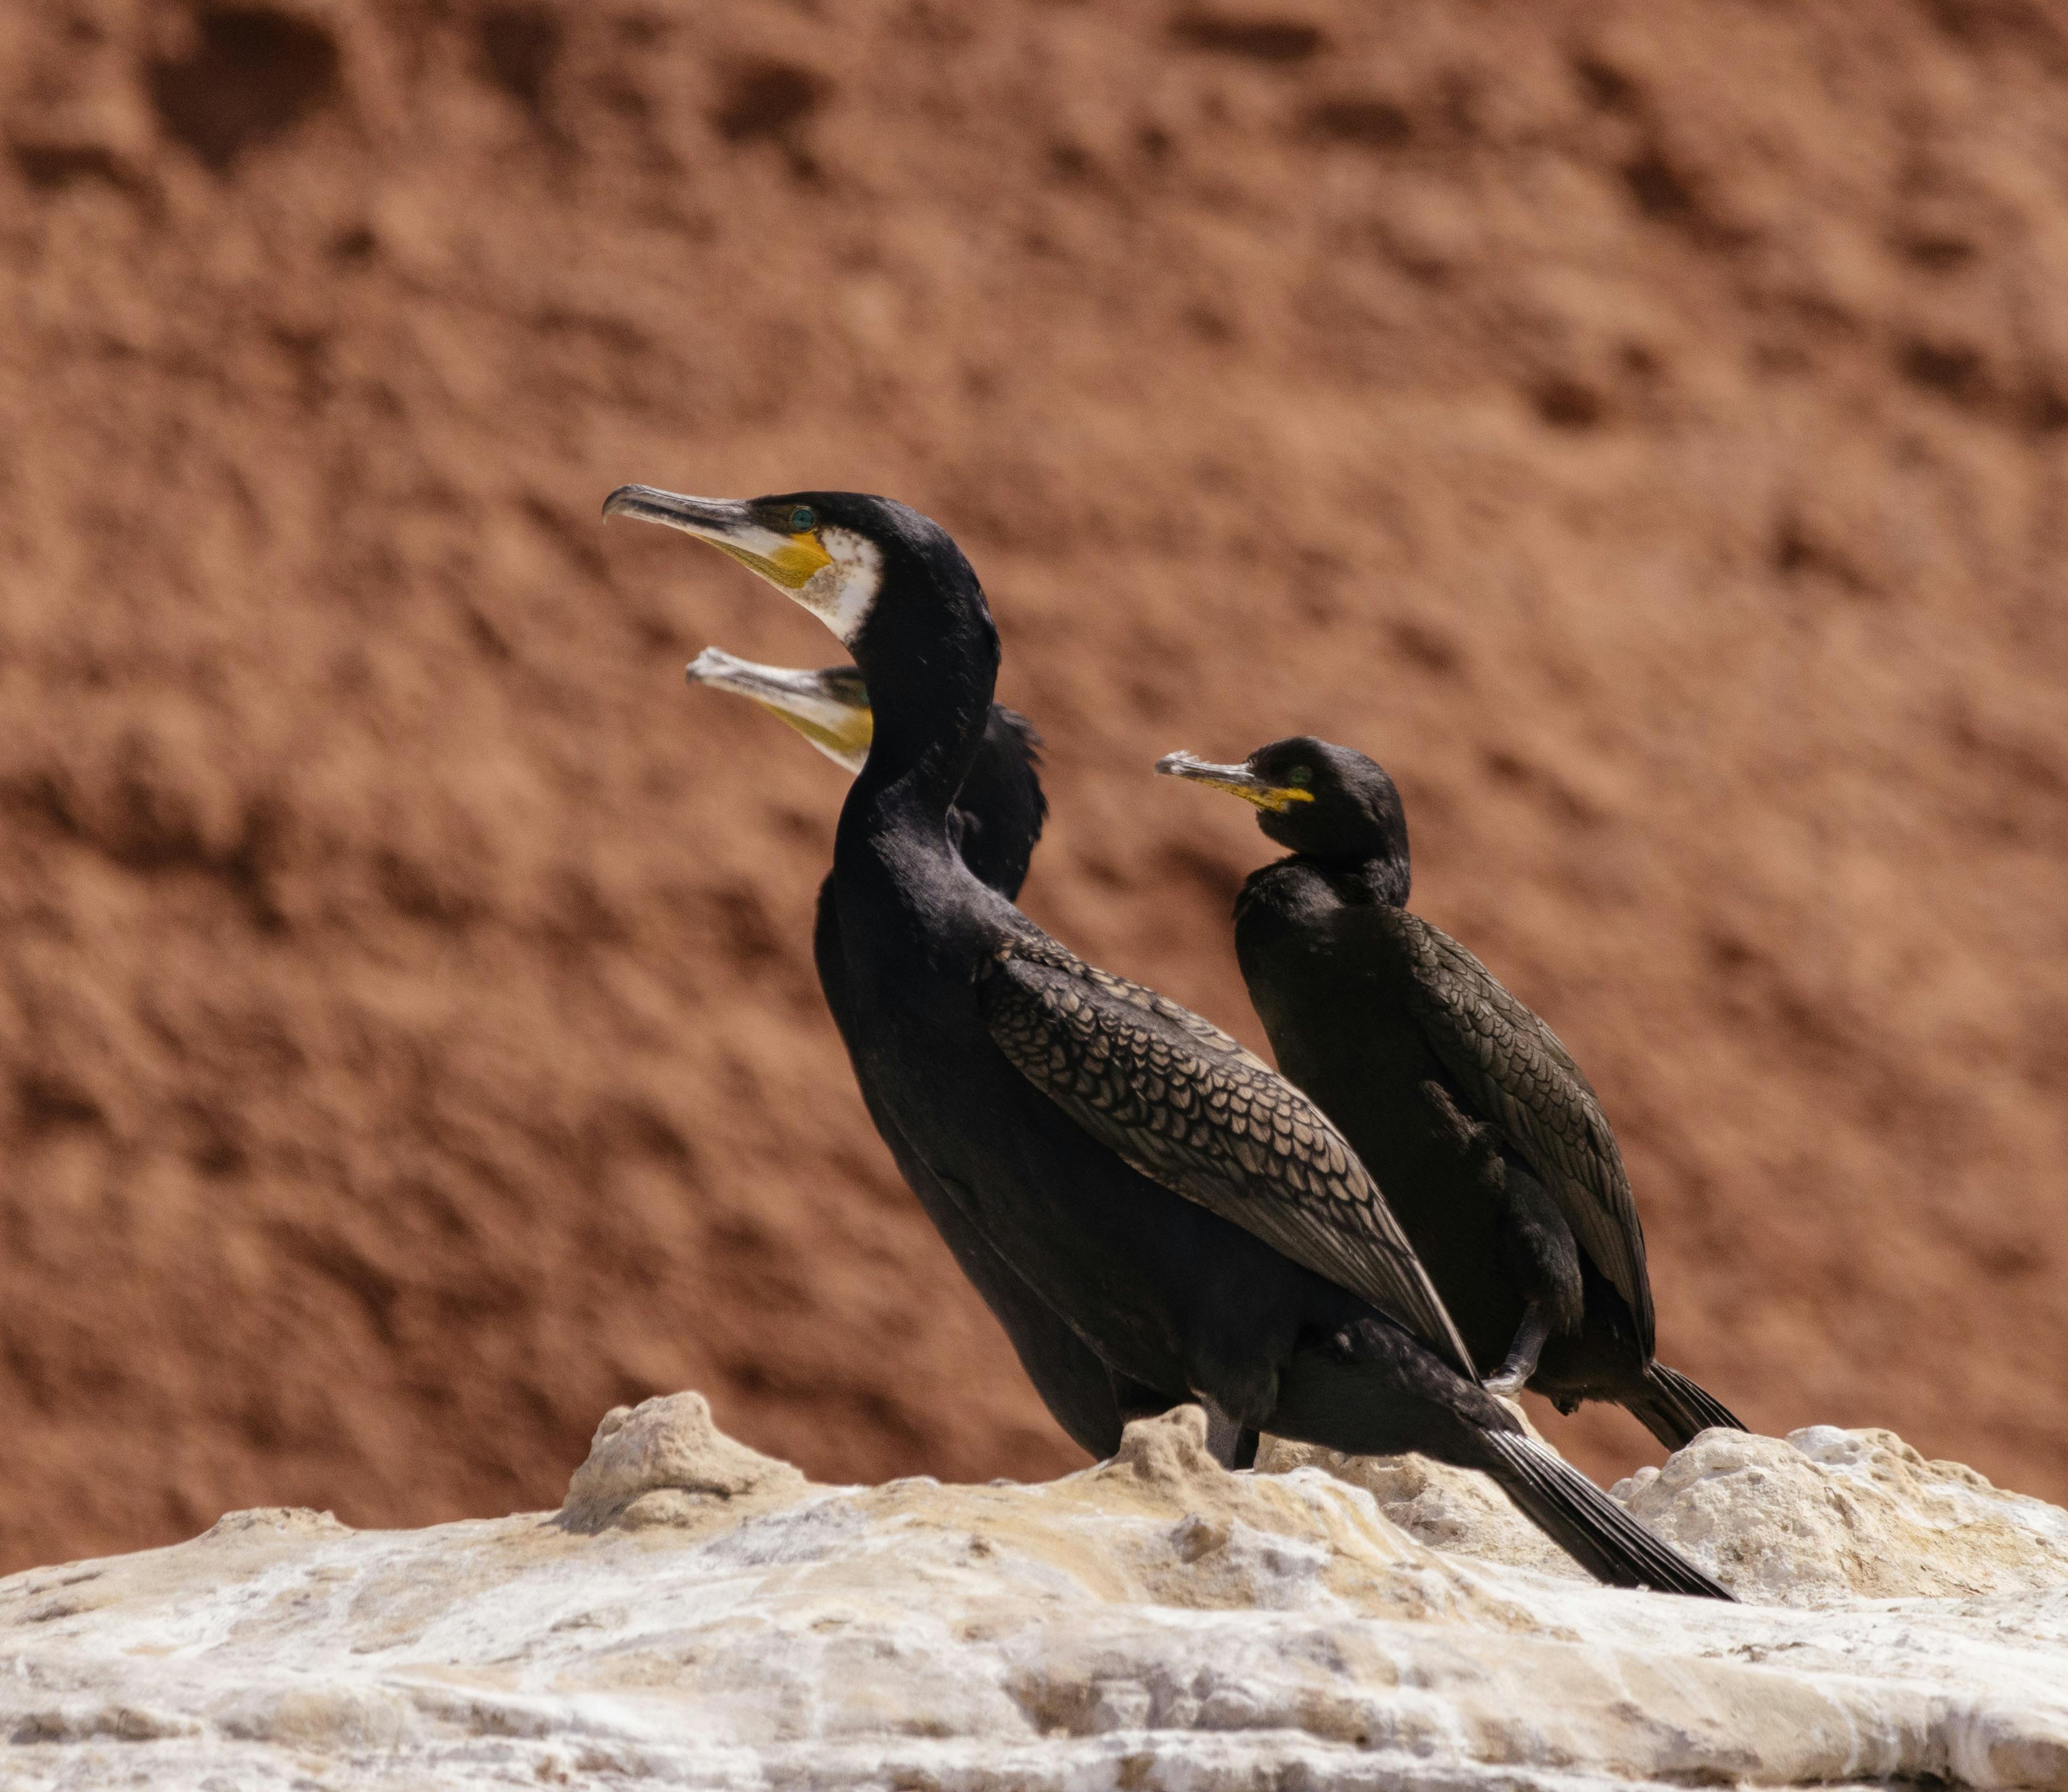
[1,0,2064,1573]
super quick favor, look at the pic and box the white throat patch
[797,526,882,645]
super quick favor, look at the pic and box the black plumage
[682,649,1119,1457]
[1157,736,1745,1450]
[683,648,1257,1465]
[982,936,1471,1374]
[606,483,1730,1597]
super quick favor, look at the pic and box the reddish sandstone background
[2,0,2065,1573]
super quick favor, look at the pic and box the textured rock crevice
[3,1392,2066,1789]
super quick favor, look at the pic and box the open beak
[603,486,833,591]
[685,647,873,774]
[1155,751,1314,814]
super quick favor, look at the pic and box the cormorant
[680,645,1135,1460]
[684,647,1048,902]
[1156,737,1745,1451]
[605,484,1729,1597]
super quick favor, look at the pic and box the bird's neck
[1334,851,1410,908]
[849,674,992,841]
[836,588,1003,931]
[1237,851,1410,925]
[953,717,1044,900]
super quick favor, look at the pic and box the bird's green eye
[789,506,816,532]
[1286,766,1312,787]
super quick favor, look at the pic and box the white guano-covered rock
[2,1394,2065,1791]
[1614,1423,2068,1605]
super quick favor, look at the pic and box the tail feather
[1480,1430,1734,1600]
[1632,1363,1746,1452]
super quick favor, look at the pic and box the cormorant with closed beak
[1156,737,1744,1450]
[606,485,1728,1597]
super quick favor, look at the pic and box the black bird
[683,647,1049,900]
[605,484,1730,1598]
[1156,737,1745,1451]
[680,645,1136,1460]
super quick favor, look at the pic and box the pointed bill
[686,647,873,774]
[605,484,882,643]
[603,486,833,591]
[1156,751,1314,813]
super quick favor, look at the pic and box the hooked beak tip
[602,484,745,535]
[1157,752,1245,785]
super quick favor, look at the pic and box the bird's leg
[1485,1161,1581,1398]
[1186,1333,1276,1469]
[1202,1403,1260,1470]
[1482,1303,1552,1397]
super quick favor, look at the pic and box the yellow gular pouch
[711,529,834,591]
[1211,779,1317,814]
[755,698,874,766]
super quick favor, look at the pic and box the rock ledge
[3,1394,2065,1791]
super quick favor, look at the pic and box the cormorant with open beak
[1157,738,1744,1450]
[686,646,1254,1465]
[685,648,1047,903]
[605,484,1730,1597]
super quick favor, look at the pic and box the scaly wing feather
[978,938,1476,1378]
[1375,909,1655,1356]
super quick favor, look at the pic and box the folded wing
[979,938,1476,1379]
[1374,908,1655,1357]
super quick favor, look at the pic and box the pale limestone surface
[4,1393,2066,1791]
[559,1390,807,1533]
[1617,1424,2068,1605]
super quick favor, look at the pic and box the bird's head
[683,643,1049,898]
[684,645,873,774]
[602,486,996,691]
[1156,735,1409,871]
